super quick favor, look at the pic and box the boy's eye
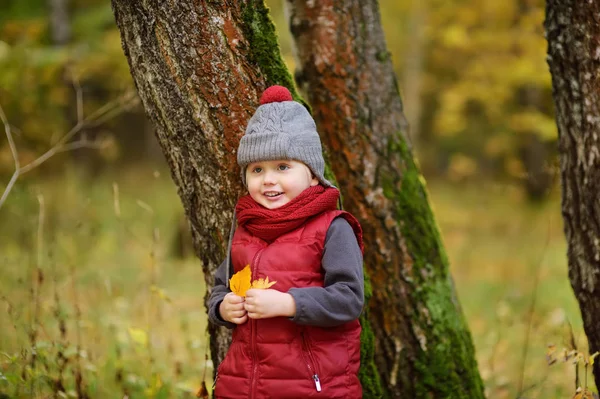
[252,167,262,173]
[277,164,290,171]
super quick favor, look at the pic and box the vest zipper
[301,330,322,392]
[249,248,264,399]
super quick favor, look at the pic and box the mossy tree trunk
[287,1,484,397]
[546,0,600,387]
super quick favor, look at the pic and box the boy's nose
[262,170,277,185]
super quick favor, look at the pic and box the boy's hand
[244,289,296,319]
[219,293,248,324]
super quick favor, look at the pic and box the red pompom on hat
[259,85,293,104]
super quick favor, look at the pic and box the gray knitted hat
[237,85,333,188]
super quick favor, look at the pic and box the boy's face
[245,160,319,209]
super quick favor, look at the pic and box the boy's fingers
[227,294,245,303]
[247,312,262,320]
[224,293,244,305]
[243,302,256,312]
[232,314,248,324]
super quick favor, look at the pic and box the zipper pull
[313,374,322,392]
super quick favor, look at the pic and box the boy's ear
[310,175,319,186]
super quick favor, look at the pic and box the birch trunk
[546,0,600,386]
[286,1,484,397]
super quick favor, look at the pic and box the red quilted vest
[214,210,362,399]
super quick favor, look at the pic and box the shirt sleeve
[207,259,237,329]
[288,216,364,327]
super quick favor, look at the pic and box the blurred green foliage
[0,1,139,177]
[0,0,557,188]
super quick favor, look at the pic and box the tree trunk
[110,0,299,370]
[286,1,484,397]
[546,0,600,387]
[49,0,71,46]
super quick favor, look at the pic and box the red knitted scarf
[236,185,341,243]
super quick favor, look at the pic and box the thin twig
[37,194,44,272]
[19,92,137,175]
[71,254,87,398]
[516,216,552,398]
[0,90,138,210]
[28,194,45,398]
[566,319,580,389]
[0,104,19,170]
[72,75,84,124]
[0,104,21,207]
[54,139,107,154]
[113,182,121,218]
[0,171,20,209]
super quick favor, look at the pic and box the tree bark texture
[111,0,298,371]
[546,0,600,386]
[286,1,485,397]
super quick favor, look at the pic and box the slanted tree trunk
[287,1,484,397]
[110,0,299,370]
[546,0,600,386]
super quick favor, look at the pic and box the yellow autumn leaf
[150,285,172,303]
[251,276,277,290]
[590,351,599,366]
[230,265,252,297]
[128,327,148,347]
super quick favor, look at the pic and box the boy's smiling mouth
[264,191,283,198]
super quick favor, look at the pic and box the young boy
[208,85,364,398]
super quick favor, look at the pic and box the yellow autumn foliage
[229,265,252,297]
[250,276,277,290]
[229,265,277,297]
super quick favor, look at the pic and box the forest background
[0,0,592,398]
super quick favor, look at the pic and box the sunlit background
[0,0,593,397]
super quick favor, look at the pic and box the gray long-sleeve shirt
[207,217,364,329]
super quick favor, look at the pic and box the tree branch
[0,89,139,210]
[0,104,20,208]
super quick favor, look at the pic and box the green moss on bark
[384,133,485,398]
[240,2,297,98]
[359,271,384,398]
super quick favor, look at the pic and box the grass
[0,167,596,398]
[0,166,210,398]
